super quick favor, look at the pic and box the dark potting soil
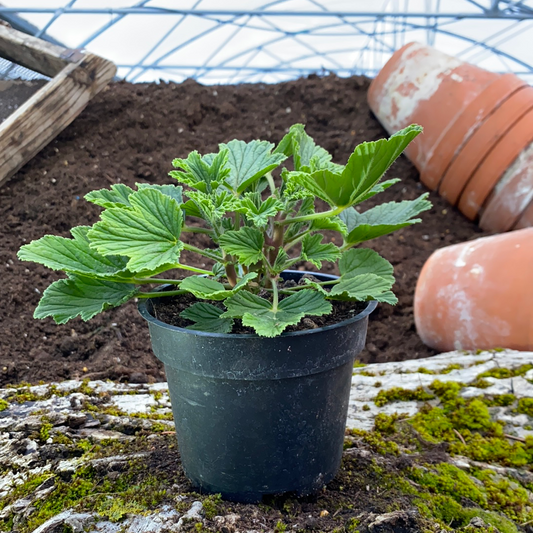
[0,75,486,387]
[152,276,367,334]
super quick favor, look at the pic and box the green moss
[481,394,516,407]
[202,494,221,520]
[517,398,533,417]
[0,399,8,411]
[355,370,376,377]
[416,367,436,375]
[470,377,493,389]
[478,364,533,380]
[410,463,487,506]
[374,386,434,407]
[39,422,53,443]
[362,404,370,411]
[441,363,463,374]
[353,360,366,368]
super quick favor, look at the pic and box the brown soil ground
[0,75,486,387]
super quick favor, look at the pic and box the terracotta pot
[439,85,533,206]
[514,198,533,229]
[479,142,533,232]
[425,73,527,191]
[458,106,533,220]
[368,42,499,183]
[414,229,533,352]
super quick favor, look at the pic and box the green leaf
[301,234,340,268]
[170,149,229,193]
[211,262,226,278]
[330,273,397,304]
[288,125,421,208]
[339,249,394,284]
[222,289,332,337]
[341,194,432,244]
[18,226,129,279]
[186,190,238,224]
[180,302,233,333]
[84,184,134,208]
[34,275,138,324]
[309,216,347,235]
[236,193,284,227]
[221,139,286,193]
[179,273,257,300]
[219,227,264,266]
[341,125,422,205]
[88,188,184,272]
[136,183,183,204]
[273,248,290,271]
[355,178,401,204]
[275,124,337,172]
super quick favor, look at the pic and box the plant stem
[182,225,214,235]
[271,278,279,311]
[182,243,221,262]
[265,172,276,195]
[277,206,345,226]
[137,290,187,299]
[133,278,182,285]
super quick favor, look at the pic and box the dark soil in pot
[0,75,486,387]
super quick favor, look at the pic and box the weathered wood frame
[0,24,116,187]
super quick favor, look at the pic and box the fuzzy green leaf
[309,216,347,235]
[170,150,229,193]
[330,273,397,303]
[136,183,183,204]
[341,125,422,205]
[288,125,421,208]
[84,184,134,208]
[34,275,138,324]
[218,227,264,266]
[339,249,395,284]
[180,302,233,333]
[18,226,129,279]
[301,234,340,268]
[355,178,401,204]
[186,190,238,224]
[222,289,332,337]
[341,194,432,244]
[236,193,284,226]
[88,188,184,272]
[275,124,338,173]
[180,273,257,300]
[221,139,287,193]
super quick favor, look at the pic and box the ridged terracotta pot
[367,42,524,190]
[515,198,533,229]
[414,229,533,352]
[480,142,533,232]
[439,85,533,206]
[458,107,533,220]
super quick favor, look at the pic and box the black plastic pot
[138,271,376,503]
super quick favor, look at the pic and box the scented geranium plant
[18,124,430,337]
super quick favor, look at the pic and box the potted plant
[18,123,430,502]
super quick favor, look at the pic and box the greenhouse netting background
[2,0,533,84]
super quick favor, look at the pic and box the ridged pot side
[480,142,533,232]
[458,107,533,220]
[423,73,527,191]
[139,272,377,502]
[438,85,533,206]
[414,229,533,352]
[367,42,499,186]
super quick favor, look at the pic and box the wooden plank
[0,53,116,187]
[0,24,70,77]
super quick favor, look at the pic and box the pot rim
[138,270,378,339]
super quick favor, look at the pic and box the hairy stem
[278,206,345,225]
[182,225,214,236]
[182,243,221,262]
[137,290,187,298]
[271,277,279,311]
[225,263,238,287]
